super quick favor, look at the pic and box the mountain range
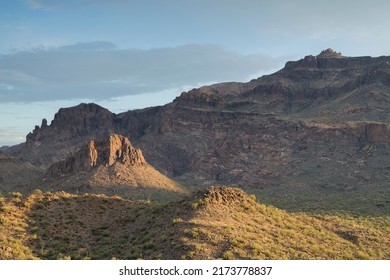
[1,49,390,259]
[2,48,390,213]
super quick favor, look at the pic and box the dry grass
[0,187,389,260]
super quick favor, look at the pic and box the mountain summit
[316,48,344,58]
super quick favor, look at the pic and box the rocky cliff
[46,134,145,178]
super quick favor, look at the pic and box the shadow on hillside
[40,180,188,204]
[246,184,390,216]
[25,192,199,260]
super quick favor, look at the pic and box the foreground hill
[1,187,389,260]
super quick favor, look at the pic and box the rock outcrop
[42,134,185,200]
[316,48,344,58]
[46,134,145,178]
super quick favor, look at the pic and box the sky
[1,0,390,146]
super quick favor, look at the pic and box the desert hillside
[1,187,388,260]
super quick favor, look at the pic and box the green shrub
[222,250,234,260]
[172,218,184,224]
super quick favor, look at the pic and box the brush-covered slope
[0,151,43,193]
[42,134,186,201]
[1,187,388,260]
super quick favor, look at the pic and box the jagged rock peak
[103,134,146,166]
[316,48,344,58]
[45,134,145,178]
[76,133,146,168]
[41,118,48,128]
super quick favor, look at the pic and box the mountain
[6,49,390,214]
[42,134,186,201]
[0,187,388,260]
[14,103,116,168]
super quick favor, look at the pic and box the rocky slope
[0,151,43,193]
[6,49,390,213]
[42,134,185,201]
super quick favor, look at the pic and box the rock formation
[46,134,145,178]
[42,134,184,200]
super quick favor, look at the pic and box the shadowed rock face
[46,134,145,178]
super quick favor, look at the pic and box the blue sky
[1,0,390,146]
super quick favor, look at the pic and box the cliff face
[27,103,114,142]
[8,50,390,201]
[46,134,145,178]
[18,103,117,167]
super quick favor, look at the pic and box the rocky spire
[45,134,146,178]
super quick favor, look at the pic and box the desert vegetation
[1,187,389,260]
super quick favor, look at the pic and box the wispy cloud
[0,127,26,146]
[0,42,282,103]
[0,83,14,91]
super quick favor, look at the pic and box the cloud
[57,41,117,51]
[0,83,14,91]
[0,127,27,147]
[0,42,282,103]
